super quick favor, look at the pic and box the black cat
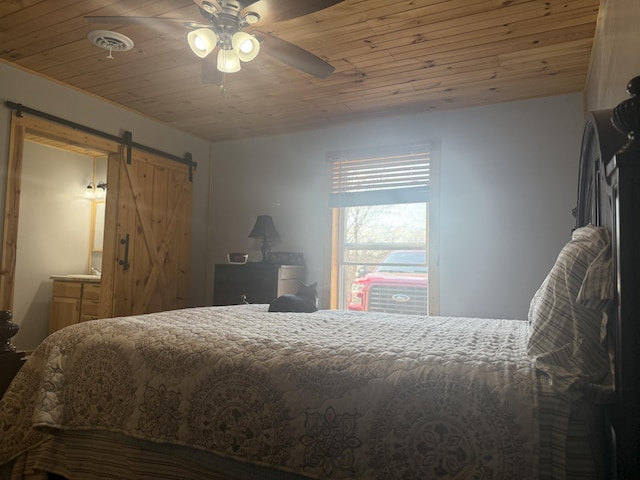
[268,282,318,313]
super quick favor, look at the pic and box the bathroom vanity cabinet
[49,277,101,333]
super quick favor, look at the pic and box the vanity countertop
[50,274,101,283]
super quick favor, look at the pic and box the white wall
[0,61,212,348]
[0,60,587,336]
[211,93,585,320]
[14,142,94,349]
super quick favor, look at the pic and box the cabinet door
[81,282,101,322]
[50,297,80,333]
[277,266,306,295]
[101,149,192,317]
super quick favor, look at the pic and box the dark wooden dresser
[213,263,305,305]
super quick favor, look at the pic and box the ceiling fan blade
[242,0,345,25]
[257,32,334,78]
[201,55,225,85]
[85,16,208,29]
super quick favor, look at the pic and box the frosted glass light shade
[217,48,241,73]
[84,182,95,199]
[187,28,217,58]
[232,32,260,62]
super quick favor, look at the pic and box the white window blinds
[328,143,431,207]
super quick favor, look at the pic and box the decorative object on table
[248,215,280,262]
[227,252,249,264]
[269,251,304,265]
[0,309,26,400]
[0,310,18,353]
[268,282,318,313]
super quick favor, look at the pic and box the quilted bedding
[0,305,569,479]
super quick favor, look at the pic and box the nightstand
[213,263,306,305]
[0,310,26,399]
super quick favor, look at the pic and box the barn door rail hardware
[5,101,197,176]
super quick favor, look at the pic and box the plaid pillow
[527,225,613,395]
[576,242,614,312]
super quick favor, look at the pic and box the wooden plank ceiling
[0,0,600,143]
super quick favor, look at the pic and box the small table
[0,310,26,399]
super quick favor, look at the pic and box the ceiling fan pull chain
[218,71,227,97]
[107,46,114,59]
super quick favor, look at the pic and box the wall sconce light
[248,215,280,262]
[84,181,96,199]
[95,181,107,199]
[84,181,107,199]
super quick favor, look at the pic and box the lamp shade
[248,215,280,239]
[232,31,260,62]
[187,28,217,58]
[249,215,280,262]
[95,181,107,199]
[84,181,95,199]
[249,216,279,262]
[217,48,241,73]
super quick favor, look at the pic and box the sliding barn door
[100,148,192,318]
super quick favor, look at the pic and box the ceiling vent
[87,30,134,57]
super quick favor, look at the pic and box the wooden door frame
[0,112,121,313]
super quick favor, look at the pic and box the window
[328,143,438,315]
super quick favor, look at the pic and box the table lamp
[248,215,280,262]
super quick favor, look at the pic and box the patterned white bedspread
[0,305,544,479]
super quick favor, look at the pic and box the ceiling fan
[86,0,345,84]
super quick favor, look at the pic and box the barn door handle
[118,234,130,270]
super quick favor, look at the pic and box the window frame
[327,141,440,315]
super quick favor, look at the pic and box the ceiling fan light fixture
[201,1,218,14]
[217,48,241,73]
[232,32,260,62]
[243,12,260,25]
[187,28,217,58]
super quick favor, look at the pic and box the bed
[1,78,639,479]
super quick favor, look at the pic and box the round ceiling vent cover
[87,30,134,52]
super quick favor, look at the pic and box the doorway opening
[0,113,120,349]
